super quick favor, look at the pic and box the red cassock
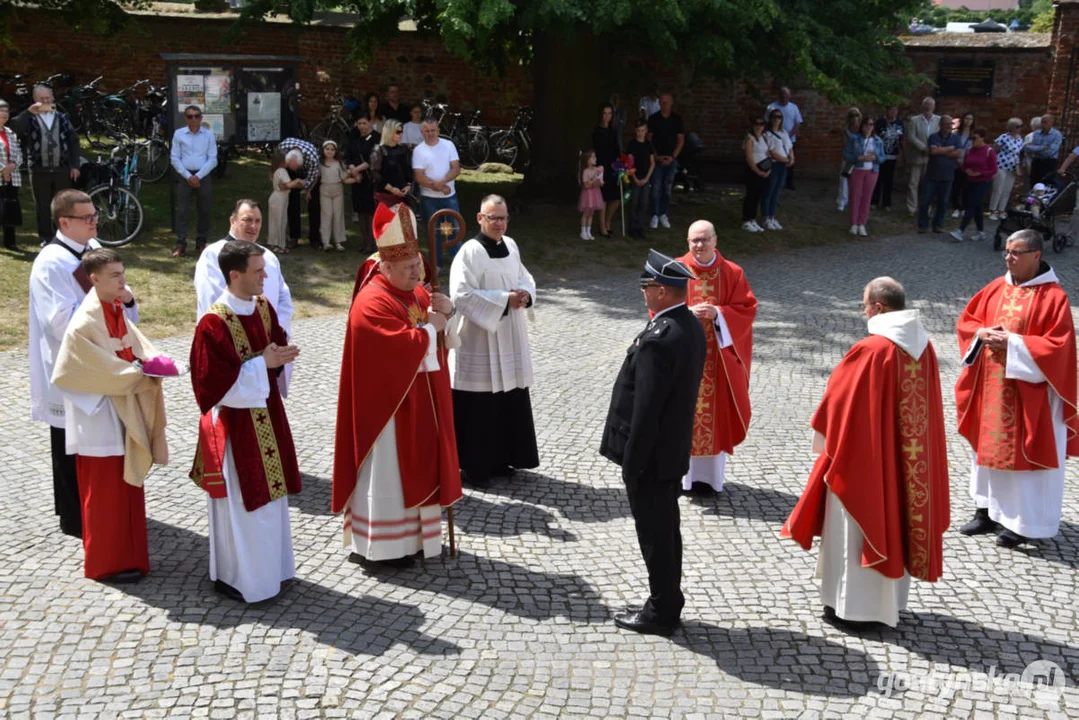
[352,252,436,300]
[332,273,462,514]
[955,277,1079,471]
[781,335,950,582]
[678,252,756,456]
[188,297,301,511]
[77,300,150,579]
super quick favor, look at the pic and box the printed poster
[176,75,205,108]
[204,74,231,114]
[247,92,281,142]
[202,114,225,141]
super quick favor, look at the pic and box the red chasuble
[332,273,462,513]
[955,276,1079,471]
[188,296,301,511]
[78,299,149,579]
[678,251,757,456]
[781,336,950,582]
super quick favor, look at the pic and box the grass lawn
[0,151,911,351]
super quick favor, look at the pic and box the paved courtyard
[2,229,1079,719]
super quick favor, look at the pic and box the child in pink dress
[578,150,604,240]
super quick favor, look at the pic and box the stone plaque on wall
[937,59,995,97]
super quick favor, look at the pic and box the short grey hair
[0,100,9,112]
[285,149,304,166]
[32,84,54,99]
[1008,229,1043,253]
[1031,116,1042,130]
[1006,117,1023,131]
[865,276,906,311]
[480,194,506,211]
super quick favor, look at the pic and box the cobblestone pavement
[3,230,1079,719]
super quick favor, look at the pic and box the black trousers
[31,168,72,242]
[951,168,968,212]
[628,185,649,235]
[1031,158,1057,188]
[742,171,768,221]
[784,164,795,190]
[453,387,539,483]
[625,476,684,623]
[173,170,212,249]
[286,172,321,247]
[872,159,897,208]
[50,425,81,538]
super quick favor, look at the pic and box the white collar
[695,252,718,268]
[867,309,930,360]
[1006,265,1058,287]
[217,289,257,315]
[54,231,90,254]
[653,302,686,320]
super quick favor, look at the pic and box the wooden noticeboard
[937,59,995,98]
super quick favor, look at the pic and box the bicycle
[489,106,532,170]
[309,90,353,148]
[84,134,145,247]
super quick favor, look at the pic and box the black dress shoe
[101,569,143,584]
[613,611,679,637]
[349,552,415,569]
[214,579,246,602]
[690,481,717,498]
[959,508,998,536]
[996,529,1030,548]
[822,605,880,632]
[492,464,516,479]
[460,470,491,488]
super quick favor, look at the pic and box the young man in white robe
[448,194,539,487]
[28,189,138,538]
[189,241,302,602]
[194,198,295,395]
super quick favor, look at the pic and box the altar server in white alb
[29,189,139,538]
[194,198,295,395]
[449,194,539,487]
[189,241,302,603]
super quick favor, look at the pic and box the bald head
[687,219,719,264]
[864,277,905,312]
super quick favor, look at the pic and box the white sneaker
[850,225,859,235]
[650,215,659,229]
[972,231,986,242]
[752,220,766,231]
[950,229,965,242]
[659,214,671,229]
[580,229,590,240]
[838,204,846,212]
[742,221,761,233]
[952,209,961,218]
[335,243,346,252]
[770,218,784,230]
[857,225,867,237]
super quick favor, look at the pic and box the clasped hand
[690,303,718,322]
[978,325,1009,352]
[508,289,530,310]
[264,342,300,368]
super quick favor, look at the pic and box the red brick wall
[0,9,1055,174]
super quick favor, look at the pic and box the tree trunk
[521,26,614,202]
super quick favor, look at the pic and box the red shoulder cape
[332,273,462,513]
[679,251,756,455]
[188,297,301,511]
[956,277,1079,470]
[781,335,950,582]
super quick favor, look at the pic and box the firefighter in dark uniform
[600,249,706,636]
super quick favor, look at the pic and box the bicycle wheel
[310,120,346,148]
[490,130,519,169]
[88,184,144,247]
[139,139,170,183]
[467,130,489,167]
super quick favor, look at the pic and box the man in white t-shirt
[412,118,461,267]
[766,87,803,191]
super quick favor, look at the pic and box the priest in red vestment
[333,202,463,569]
[678,220,757,495]
[51,249,168,583]
[189,240,302,603]
[782,277,950,629]
[955,229,1078,549]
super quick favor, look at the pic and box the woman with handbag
[837,107,862,212]
[369,119,413,210]
[843,116,886,237]
[0,100,23,250]
[762,108,794,230]
[742,116,772,233]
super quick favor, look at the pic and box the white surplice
[815,309,927,627]
[682,251,735,492]
[962,267,1068,539]
[29,233,138,428]
[347,325,444,560]
[205,290,294,603]
[448,235,536,392]
[194,237,295,396]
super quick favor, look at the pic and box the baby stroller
[674,132,705,192]
[993,171,1077,253]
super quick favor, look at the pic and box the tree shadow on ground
[454,493,577,542]
[361,549,608,624]
[887,611,1079,677]
[128,519,459,658]
[467,470,631,524]
[689,481,801,524]
[287,472,332,517]
[673,622,882,698]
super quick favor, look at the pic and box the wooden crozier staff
[427,208,466,558]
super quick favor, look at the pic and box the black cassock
[453,233,540,485]
[600,303,705,624]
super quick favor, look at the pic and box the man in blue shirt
[1024,113,1062,188]
[917,114,963,234]
[169,106,218,257]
